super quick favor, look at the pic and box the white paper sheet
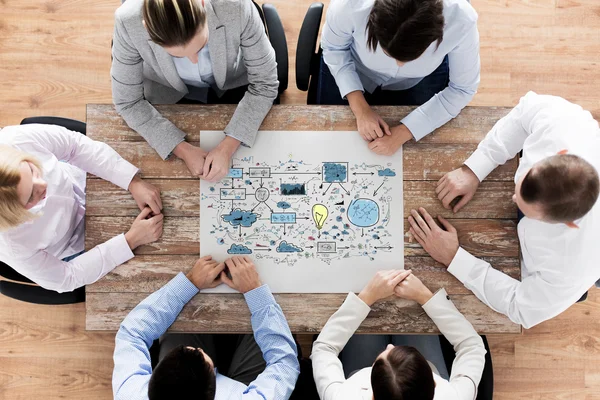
[200,131,403,293]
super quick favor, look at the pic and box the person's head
[366,0,444,65]
[0,145,47,231]
[371,344,435,400]
[514,152,599,224]
[143,0,208,63]
[148,345,216,400]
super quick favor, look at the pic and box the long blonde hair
[0,145,43,231]
[143,0,207,47]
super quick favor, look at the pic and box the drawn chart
[200,131,403,293]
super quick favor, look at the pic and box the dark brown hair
[148,345,216,400]
[143,0,207,47]
[371,346,435,400]
[520,154,599,222]
[366,0,444,63]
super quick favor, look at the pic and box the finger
[408,218,426,239]
[418,208,437,231]
[437,174,448,187]
[452,193,473,213]
[438,215,457,233]
[136,207,153,221]
[209,276,223,288]
[435,179,448,195]
[225,258,236,271]
[220,271,234,288]
[147,198,161,215]
[391,269,413,285]
[150,213,164,223]
[231,256,242,268]
[368,140,377,150]
[380,118,392,136]
[373,124,384,138]
[243,256,252,264]
[409,226,426,245]
[200,255,213,261]
[210,263,226,279]
[410,209,431,235]
[155,191,163,210]
[441,191,457,210]
[202,155,212,178]
[437,186,451,203]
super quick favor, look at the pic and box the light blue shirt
[172,44,216,103]
[112,273,300,400]
[322,0,480,140]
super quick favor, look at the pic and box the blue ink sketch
[347,199,380,227]
[323,163,348,183]
[276,241,303,253]
[378,168,396,177]
[277,201,291,209]
[280,183,306,195]
[222,209,258,227]
[228,244,252,254]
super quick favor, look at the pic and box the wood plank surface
[86,255,520,294]
[86,179,518,219]
[86,291,519,334]
[85,216,518,258]
[86,104,513,145]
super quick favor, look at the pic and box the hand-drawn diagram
[200,131,403,293]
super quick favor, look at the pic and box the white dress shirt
[311,289,486,400]
[321,0,480,140]
[0,124,139,293]
[452,91,600,328]
[172,43,216,103]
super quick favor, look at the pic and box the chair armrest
[20,116,86,135]
[262,4,289,93]
[296,3,324,91]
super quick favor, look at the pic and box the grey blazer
[111,0,278,159]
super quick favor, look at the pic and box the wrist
[358,291,376,307]
[173,141,190,159]
[219,136,241,157]
[127,175,141,192]
[347,91,369,117]
[416,288,434,305]
[124,231,138,250]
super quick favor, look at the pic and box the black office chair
[439,334,494,400]
[296,3,324,104]
[0,116,87,305]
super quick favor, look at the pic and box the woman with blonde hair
[0,123,164,293]
[112,0,278,182]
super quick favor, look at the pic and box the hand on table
[173,142,208,178]
[128,176,162,215]
[220,256,262,294]
[368,124,413,156]
[436,166,480,212]
[408,207,459,267]
[186,256,226,290]
[203,136,241,182]
[358,269,412,306]
[125,207,164,250]
[347,91,391,141]
[394,273,434,305]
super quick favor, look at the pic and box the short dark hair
[143,0,207,47]
[521,154,600,222]
[371,346,435,400]
[148,345,216,400]
[366,0,445,63]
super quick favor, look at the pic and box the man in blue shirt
[112,255,300,400]
[319,0,480,156]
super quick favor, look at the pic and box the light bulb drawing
[312,204,329,238]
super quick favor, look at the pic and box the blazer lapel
[205,1,227,89]
[147,40,188,93]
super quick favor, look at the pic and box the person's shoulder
[115,0,143,23]
[328,0,373,18]
[443,0,478,26]
[0,125,40,148]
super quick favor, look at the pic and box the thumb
[380,118,392,136]
[438,215,457,233]
[136,207,152,221]
[452,193,473,213]
[220,271,234,288]
[391,269,412,286]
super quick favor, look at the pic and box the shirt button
[446,295,450,300]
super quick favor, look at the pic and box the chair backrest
[296,3,324,93]
[20,116,86,135]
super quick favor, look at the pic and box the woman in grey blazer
[111,0,278,182]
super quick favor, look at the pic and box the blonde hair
[143,0,207,47]
[0,145,43,231]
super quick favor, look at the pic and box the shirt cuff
[464,149,498,182]
[335,70,365,99]
[421,288,450,311]
[107,234,135,266]
[244,284,277,314]
[447,247,480,284]
[224,132,249,148]
[401,108,434,141]
[346,292,372,319]
[113,161,140,191]
[171,272,200,303]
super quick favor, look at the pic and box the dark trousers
[177,84,280,105]
[158,334,266,386]
[316,54,450,106]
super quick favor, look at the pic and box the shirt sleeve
[401,23,481,141]
[320,0,365,98]
[448,247,581,329]
[422,289,486,400]
[311,292,371,400]
[242,285,300,400]
[112,273,199,400]
[10,233,134,293]
[13,123,138,190]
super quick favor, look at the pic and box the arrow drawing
[373,181,385,196]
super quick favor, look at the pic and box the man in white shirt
[319,0,480,155]
[311,269,486,400]
[406,92,600,328]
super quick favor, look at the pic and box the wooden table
[85,104,521,334]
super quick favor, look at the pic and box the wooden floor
[0,0,599,398]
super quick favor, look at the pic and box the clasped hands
[174,136,240,182]
[358,269,434,307]
[186,255,262,294]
